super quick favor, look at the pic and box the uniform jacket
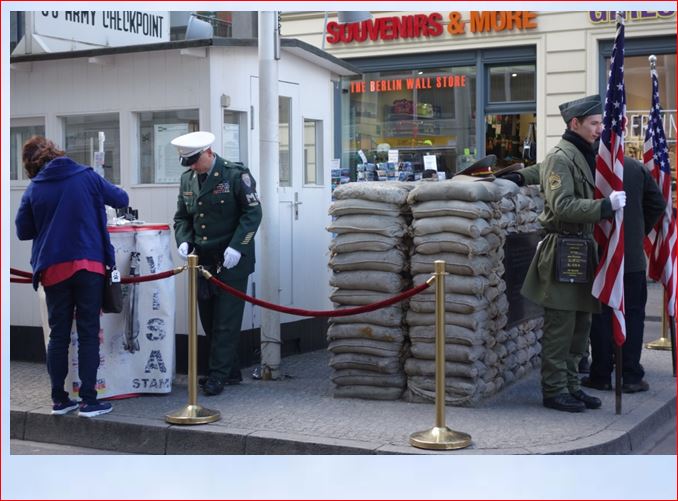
[173,154,262,280]
[15,156,129,289]
[521,138,611,312]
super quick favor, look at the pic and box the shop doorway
[485,112,537,169]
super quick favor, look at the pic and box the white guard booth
[38,224,176,399]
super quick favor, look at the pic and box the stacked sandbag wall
[326,182,414,400]
[326,178,545,406]
[403,179,510,405]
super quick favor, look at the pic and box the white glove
[609,190,627,211]
[223,247,242,269]
[177,242,191,260]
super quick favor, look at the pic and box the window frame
[10,117,46,184]
[303,118,324,186]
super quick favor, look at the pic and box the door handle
[293,192,303,220]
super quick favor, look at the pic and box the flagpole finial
[649,54,657,69]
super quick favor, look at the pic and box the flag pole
[669,312,676,377]
[614,344,622,414]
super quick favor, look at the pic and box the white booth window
[279,96,291,187]
[222,110,248,164]
[10,118,45,180]
[63,113,121,184]
[138,109,199,184]
[304,119,323,185]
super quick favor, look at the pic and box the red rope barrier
[10,268,33,278]
[9,267,184,285]
[206,273,431,318]
[121,268,183,284]
[10,277,33,284]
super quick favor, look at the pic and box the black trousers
[589,271,647,385]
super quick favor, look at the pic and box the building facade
[282,10,676,181]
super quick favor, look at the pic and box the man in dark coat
[582,154,665,393]
[173,131,263,396]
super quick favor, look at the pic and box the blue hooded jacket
[15,157,129,289]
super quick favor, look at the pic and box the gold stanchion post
[410,260,472,450]
[166,254,221,424]
[646,290,672,350]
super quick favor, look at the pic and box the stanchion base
[165,404,221,425]
[409,426,472,451]
[645,337,672,351]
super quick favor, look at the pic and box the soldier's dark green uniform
[174,154,262,388]
[520,94,622,412]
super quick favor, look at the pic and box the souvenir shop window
[488,64,536,103]
[343,65,476,182]
[137,109,199,184]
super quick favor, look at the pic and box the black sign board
[503,232,543,329]
[555,236,590,283]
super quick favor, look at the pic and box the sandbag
[410,253,495,277]
[404,358,485,379]
[411,200,495,220]
[327,338,405,357]
[408,324,490,346]
[330,306,403,327]
[412,216,494,238]
[406,310,497,331]
[409,292,488,314]
[413,232,499,256]
[330,353,403,374]
[329,198,404,217]
[407,179,503,204]
[409,341,485,362]
[329,233,401,254]
[412,273,491,296]
[326,215,407,237]
[327,323,405,343]
[331,369,406,388]
[330,289,395,306]
[329,249,406,273]
[330,270,407,293]
[333,181,413,205]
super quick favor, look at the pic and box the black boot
[570,389,602,409]
[578,357,590,374]
[543,393,586,413]
[202,376,225,396]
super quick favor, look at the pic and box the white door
[250,77,325,314]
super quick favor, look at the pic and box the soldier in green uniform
[520,95,627,412]
[172,131,263,396]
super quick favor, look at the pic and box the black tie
[198,173,208,187]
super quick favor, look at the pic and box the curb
[11,387,676,455]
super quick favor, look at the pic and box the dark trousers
[44,270,104,404]
[589,271,647,385]
[198,276,248,380]
[541,307,591,398]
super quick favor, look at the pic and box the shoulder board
[225,161,248,171]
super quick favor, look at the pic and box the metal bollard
[165,254,221,425]
[410,260,472,450]
[646,290,672,351]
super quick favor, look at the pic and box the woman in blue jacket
[15,136,128,418]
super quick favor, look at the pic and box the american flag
[592,12,626,346]
[643,60,677,317]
